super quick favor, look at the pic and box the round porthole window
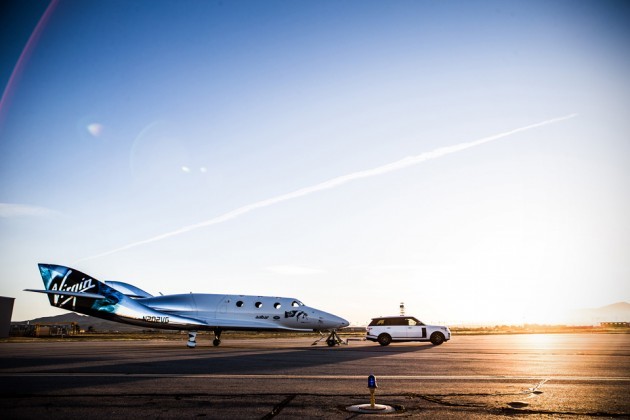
[236,301,244,307]
[255,302,262,308]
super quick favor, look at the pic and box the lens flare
[87,123,104,137]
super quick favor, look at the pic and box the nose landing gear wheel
[312,329,346,346]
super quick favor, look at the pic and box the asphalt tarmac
[1,333,629,418]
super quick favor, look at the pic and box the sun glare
[521,333,558,350]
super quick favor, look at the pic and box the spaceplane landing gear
[187,330,222,347]
[213,329,222,346]
[312,329,345,346]
[187,331,197,348]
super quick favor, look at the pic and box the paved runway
[1,333,629,418]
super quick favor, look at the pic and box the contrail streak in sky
[77,114,577,263]
[0,0,58,127]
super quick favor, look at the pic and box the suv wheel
[430,332,445,345]
[377,333,392,346]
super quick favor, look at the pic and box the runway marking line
[1,373,629,382]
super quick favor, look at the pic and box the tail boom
[29,264,207,330]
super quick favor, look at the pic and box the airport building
[0,296,15,338]
[600,322,630,328]
[10,322,80,337]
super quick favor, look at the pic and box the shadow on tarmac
[1,340,438,393]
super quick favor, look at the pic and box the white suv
[366,316,451,346]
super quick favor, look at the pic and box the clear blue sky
[1,0,629,325]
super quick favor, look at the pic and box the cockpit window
[291,300,302,307]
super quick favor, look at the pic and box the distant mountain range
[569,302,630,325]
[13,302,630,329]
[13,312,146,332]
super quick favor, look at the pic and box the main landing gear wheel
[213,330,222,346]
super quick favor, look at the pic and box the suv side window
[369,317,425,327]
[368,318,386,327]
